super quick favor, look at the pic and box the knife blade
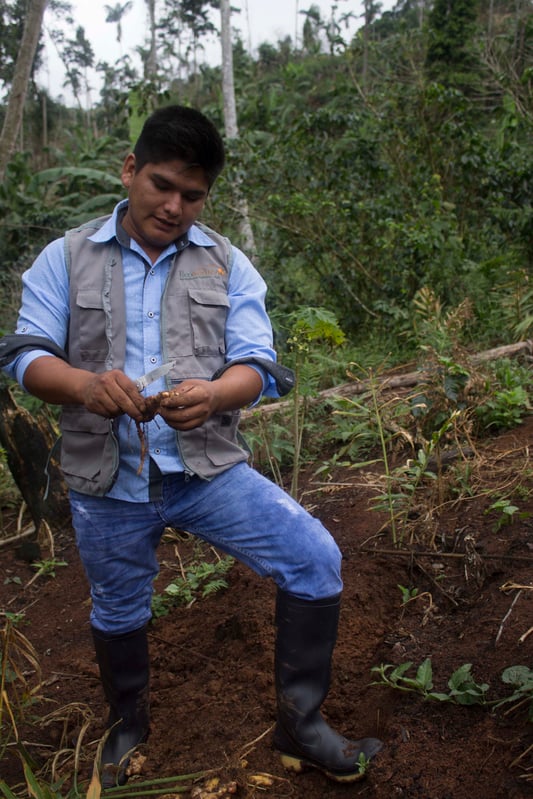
[135,361,174,391]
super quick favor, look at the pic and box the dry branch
[244,339,533,419]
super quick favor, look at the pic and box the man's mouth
[153,216,178,231]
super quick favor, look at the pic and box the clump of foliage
[244,306,348,496]
[494,665,533,721]
[151,539,234,618]
[371,658,533,723]
[309,287,533,546]
[371,658,490,706]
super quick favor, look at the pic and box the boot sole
[279,752,367,783]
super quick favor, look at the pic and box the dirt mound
[2,419,533,798]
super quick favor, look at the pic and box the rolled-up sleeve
[225,247,280,399]
[3,238,70,387]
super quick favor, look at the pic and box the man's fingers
[159,385,196,408]
[85,370,146,419]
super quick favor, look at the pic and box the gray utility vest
[60,215,250,496]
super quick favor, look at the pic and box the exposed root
[135,390,181,475]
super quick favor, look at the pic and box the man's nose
[164,193,182,215]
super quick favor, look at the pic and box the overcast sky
[38,0,394,104]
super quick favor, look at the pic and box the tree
[104,1,133,50]
[220,0,256,256]
[0,0,48,181]
[143,0,158,79]
[361,0,382,85]
[301,5,323,54]
[425,0,480,86]
[138,0,218,91]
[220,0,237,137]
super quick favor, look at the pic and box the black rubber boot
[273,590,383,783]
[92,625,150,788]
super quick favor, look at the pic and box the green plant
[283,306,346,499]
[2,610,25,625]
[476,387,531,432]
[152,552,234,618]
[319,392,384,467]
[475,358,532,432]
[398,584,419,604]
[355,751,370,778]
[409,291,532,441]
[449,461,476,498]
[371,413,459,546]
[3,576,22,587]
[29,559,68,581]
[371,658,490,706]
[243,412,294,487]
[351,366,406,545]
[493,665,533,721]
[485,499,530,532]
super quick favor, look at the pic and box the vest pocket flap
[187,288,230,308]
[76,289,104,309]
[61,406,111,435]
[59,409,117,489]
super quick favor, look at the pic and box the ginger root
[135,389,183,474]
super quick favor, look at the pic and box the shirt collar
[87,199,216,251]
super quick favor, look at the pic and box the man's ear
[121,153,136,188]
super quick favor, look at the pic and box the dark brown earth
[1,416,533,799]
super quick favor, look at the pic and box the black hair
[133,105,225,187]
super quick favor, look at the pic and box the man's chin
[147,229,181,249]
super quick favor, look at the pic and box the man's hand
[158,365,263,430]
[83,370,147,421]
[23,357,147,421]
[157,381,219,430]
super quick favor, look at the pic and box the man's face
[120,155,210,262]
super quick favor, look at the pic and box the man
[1,105,382,786]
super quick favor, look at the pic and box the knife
[135,361,174,391]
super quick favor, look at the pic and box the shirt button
[147,311,155,318]
[150,356,157,364]
[154,448,161,454]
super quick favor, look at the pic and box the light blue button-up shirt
[5,201,279,501]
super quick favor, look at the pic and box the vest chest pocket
[187,288,230,356]
[76,289,108,362]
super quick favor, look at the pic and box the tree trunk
[145,0,158,79]
[220,0,257,259]
[220,0,238,138]
[41,91,48,166]
[0,0,49,181]
[0,387,70,536]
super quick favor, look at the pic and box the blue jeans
[70,462,343,634]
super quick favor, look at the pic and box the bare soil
[1,417,533,798]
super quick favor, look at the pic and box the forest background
[0,0,531,365]
[0,0,531,505]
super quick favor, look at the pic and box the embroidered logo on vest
[179,266,226,279]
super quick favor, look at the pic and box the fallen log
[244,339,533,419]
